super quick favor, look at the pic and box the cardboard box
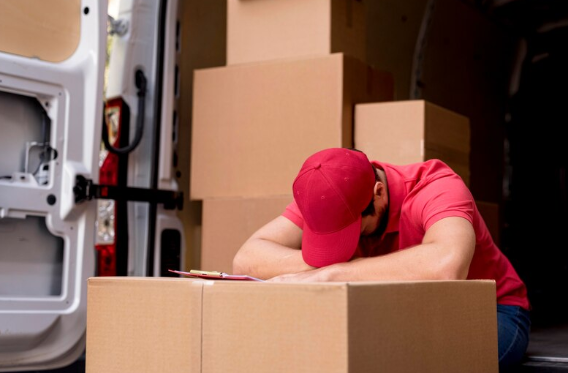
[86,277,203,373]
[355,100,471,185]
[201,196,293,273]
[227,0,366,65]
[191,53,393,200]
[87,278,498,373]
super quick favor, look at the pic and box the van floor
[527,323,568,359]
[522,323,568,372]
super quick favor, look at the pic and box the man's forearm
[325,242,467,281]
[322,217,475,282]
[270,216,476,283]
[270,243,467,283]
[233,238,313,280]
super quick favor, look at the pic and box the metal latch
[73,175,183,210]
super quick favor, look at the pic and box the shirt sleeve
[282,201,304,229]
[409,174,475,232]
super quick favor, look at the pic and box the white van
[0,0,188,370]
[1,0,568,372]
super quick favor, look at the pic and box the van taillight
[95,98,124,276]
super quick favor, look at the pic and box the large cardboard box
[227,0,366,65]
[191,53,393,200]
[87,278,498,373]
[355,100,471,186]
[86,277,203,373]
[201,196,293,273]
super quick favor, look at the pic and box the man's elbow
[232,246,249,275]
[436,265,469,280]
[434,253,472,280]
[233,239,259,275]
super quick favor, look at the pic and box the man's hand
[233,216,313,280]
[267,266,336,282]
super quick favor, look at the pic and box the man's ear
[373,181,381,196]
[374,181,385,199]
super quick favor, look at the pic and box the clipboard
[168,269,264,282]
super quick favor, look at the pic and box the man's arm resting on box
[232,216,314,280]
[269,217,476,282]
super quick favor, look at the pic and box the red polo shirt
[283,159,529,310]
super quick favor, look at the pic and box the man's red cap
[293,148,376,267]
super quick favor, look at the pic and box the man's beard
[370,206,389,238]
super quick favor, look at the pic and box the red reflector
[95,97,125,277]
[100,155,119,186]
[95,244,116,276]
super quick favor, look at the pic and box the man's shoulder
[373,159,456,182]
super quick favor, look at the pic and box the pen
[189,270,227,278]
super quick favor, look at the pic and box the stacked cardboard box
[227,0,367,65]
[201,196,293,273]
[191,55,393,199]
[86,277,498,373]
[355,101,504,245]
[354,100,471,186]
[191,0,394,273]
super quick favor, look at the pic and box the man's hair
[362,165,380,217]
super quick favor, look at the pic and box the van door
[0,0,105,370]
[105,0,185,279]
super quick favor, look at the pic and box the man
[233,147,530,369]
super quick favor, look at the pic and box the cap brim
[301,215,361,268]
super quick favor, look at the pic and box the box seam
[345,282,350,372]
[200,283,204,373]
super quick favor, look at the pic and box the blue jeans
[498,304,531,371]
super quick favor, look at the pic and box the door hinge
[108,15,129,36]
[73,175,183,210]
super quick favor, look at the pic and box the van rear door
[0,0,105,370]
